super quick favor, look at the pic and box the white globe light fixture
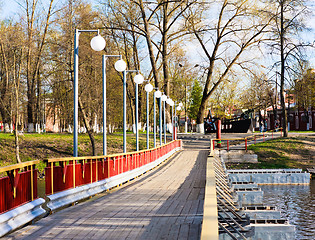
[170,100,174,106]
[155,90,162,98]
[114,59,127,72]
[134,74,144,84]
[145,83,154,92]
[166,98,172,105]
[177,106,181,111]
[178,102,183,107]
[161,94,167,102]
[90,35,106,51]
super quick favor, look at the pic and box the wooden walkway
[4,139,209,240]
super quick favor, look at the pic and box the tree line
[0,0,313,160]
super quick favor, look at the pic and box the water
[260,179,315,240]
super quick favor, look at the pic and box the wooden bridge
[1,138,218,239]
[1,132,287,239]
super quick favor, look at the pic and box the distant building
[265,89,314,131]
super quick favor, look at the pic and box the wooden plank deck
[4,139,209,240]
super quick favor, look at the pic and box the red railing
[210,128,283,154]
[0,140,181,214]
[0,160,40,214]
[44,140,181,195]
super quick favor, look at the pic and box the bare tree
[185,0,272,132]
[265,0,310,137]
[21,0,55,131]
[13,48,24,163]
[0,22,25,162]
[103,0,198,122]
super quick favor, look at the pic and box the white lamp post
[176,103,182,134]
[169,100,175,140]
[161,94,167,144]
[102,55,126,156]
[166,97,172,140]
[145,83,153,149]
[73,29,105,157]
[123,70,140,153]
[154,90,162,147]
[134,73,144,151]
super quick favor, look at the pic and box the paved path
[4,139,209,240]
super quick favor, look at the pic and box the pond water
[260,179,315,240]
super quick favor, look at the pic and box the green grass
[227,136,315,170]
[288,130,315,133]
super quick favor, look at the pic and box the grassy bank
[226,135,315,170]
[0,132,161,169]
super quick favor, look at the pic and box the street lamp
[123,70,142,153]
[169,100,175,140]
[134,73,144,151]
[161,94,167,144]
[176,102,183,134]
[145,83,153,149]
[166,97,173,140]
[154,90,162,147]
[73,29,105,157]
[102,55,126,156]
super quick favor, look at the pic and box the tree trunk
[13,50,23,163]
[139,0,159,88]
[280,0,288,137]
[196,95,207,133]
[26,0,36,129]
[0,38,11,132]
[78,97,97,156]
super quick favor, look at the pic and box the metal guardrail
[0,140,182,237]
[0,160,40,214]
[0,140,181,214]
[228,169,303,174]
[203,153,250,239]
[44,140,180,195]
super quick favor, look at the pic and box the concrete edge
[257,182,310,185]
[201,154,219,240]
[0,198,46,237]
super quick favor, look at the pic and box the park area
[1,132,315,172]
[226,133,315,170]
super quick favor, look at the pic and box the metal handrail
[0,160,40,173]
[218,213,247,240]
[45,140,179,163]
[217,197,241,220]
[0,160,40,203]
[218,205,246,231]
[218,222,238,240]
